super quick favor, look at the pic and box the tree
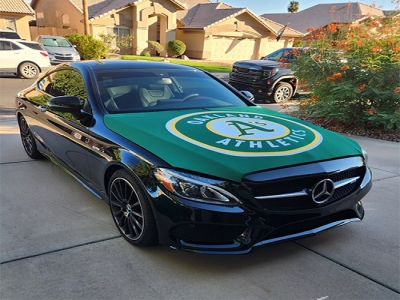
[287,1,299,13]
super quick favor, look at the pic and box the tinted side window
[0,41,20,50]
[0,31,21,39]
[20,42,43,51]
[50,69,87,104]
[11,42,21,50]
[0,41,11,50]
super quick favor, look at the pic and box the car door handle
[39,106,47,112]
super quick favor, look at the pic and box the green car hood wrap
[104,106,362,182]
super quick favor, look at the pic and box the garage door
[210,37,256,60]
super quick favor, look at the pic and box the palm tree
[287,1,299,13]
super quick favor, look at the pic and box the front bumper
[150,159,372,254]
[49,58,80,65]
[229,79,273,99]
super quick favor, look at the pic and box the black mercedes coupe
[15,60,372,254]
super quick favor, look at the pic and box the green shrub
[167,40,186,58]
[292,17,400,130]
[147,40,164,54]
[65,33,107,60]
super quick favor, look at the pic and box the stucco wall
[177,12,283,60]
[0,13,32,40]
[131,1,177,56]
[34,0,84,35]
[176,30,205,59]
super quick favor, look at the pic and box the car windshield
[96,69,248,113]
[265,48,304,62]
[42,38,72,47]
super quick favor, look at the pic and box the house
[0,0,35,40]
[261,2,386,35]
[30,0,302,60]
[176,2,302,60]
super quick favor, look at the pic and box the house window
[62,14,70,25]
[107,27,131,39]
[4,17,17,31]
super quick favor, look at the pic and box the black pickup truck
[229,47,305,103]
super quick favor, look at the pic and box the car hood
[44,46,78,55]
[104,106,362,182]
[234,60,281,68]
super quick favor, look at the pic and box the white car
[0,38,51,79]
[35,35,80,65]
[0,28,22,39]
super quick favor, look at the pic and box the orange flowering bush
[292,16,400,129]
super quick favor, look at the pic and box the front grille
[231,66,263,82]
[54,55,73,61]
[265,210,358,239]
[248,166,365,212]
[170,224,245,244]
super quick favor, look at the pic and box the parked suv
[0,28,21,39]
[229,47,306,103]
[0,39,50,78]
[35,35,80,65]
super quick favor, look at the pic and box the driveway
[0,75,399,300]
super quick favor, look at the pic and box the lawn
[120,55,232,73]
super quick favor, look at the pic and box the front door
[0,40,25,72]
[23,66,93,181]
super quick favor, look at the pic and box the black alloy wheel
[109,170,158,246]
[18,116,43,159]
[272,82,293,103]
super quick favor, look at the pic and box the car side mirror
[48,96,82,119]
[240,91,255,102]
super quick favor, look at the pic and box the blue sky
[224,0,398,14]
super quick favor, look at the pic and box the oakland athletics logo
[166,111,323,156]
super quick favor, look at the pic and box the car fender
[269,75,298,95]
[100,145,164,203]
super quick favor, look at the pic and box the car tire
[109,169,158,246]
[18,62,40,79]
[272,82,293,103]
[18,115,43,159]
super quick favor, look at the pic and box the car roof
[72,60,200,72]
[0,38,39,44]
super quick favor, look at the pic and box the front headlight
[154,168,241,206]
[263,68,278,78]
[362,148,369,165]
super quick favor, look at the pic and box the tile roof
[261,17,303,37]
[179,2,287,35]
[0,0,35,15]
[261,2,385,34]
[181,3,243,28]
[66,0,185,19]
[177,0,211,21]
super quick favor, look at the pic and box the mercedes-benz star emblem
[311,179,335,204]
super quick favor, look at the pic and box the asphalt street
[0,74,399,300]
